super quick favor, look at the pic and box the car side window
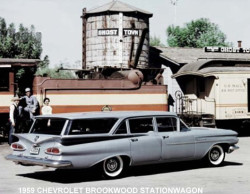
[129,118,154,133]
[156,117,177,132]
[69,118,118,135]
[115,121,127,134]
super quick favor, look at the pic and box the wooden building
[153,46,250,129]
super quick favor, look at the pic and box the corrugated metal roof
[87,0,153,16]
[172,59,250,78]
[156,47,250,64]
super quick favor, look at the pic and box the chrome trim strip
[5,154,72,168]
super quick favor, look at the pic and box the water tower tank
[81,0,153,70]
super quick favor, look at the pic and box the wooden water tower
[81,0,153,70]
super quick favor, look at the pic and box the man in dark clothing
[9,96,20,145]
[168,94,175,111]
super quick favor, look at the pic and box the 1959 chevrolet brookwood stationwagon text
[6,111,239,178]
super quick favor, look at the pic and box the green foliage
[0,17,75,79]
[38,55,50,69]
[16,67,36,95]
[36,56,77,79]
[0,17,42,58]
[0,17,43,93]
[35,65,77,79]
[166,18,231,48]
[150,36,165,47]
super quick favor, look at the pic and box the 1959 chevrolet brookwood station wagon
[6,111,239,178]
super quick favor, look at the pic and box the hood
[190,127,238,136]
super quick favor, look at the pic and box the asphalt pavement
[0,136,249,194]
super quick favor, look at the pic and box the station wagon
[6,111,239,178]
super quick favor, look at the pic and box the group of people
[9,88,52,144]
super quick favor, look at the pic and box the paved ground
[0,136,249,194]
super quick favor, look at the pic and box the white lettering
[98,29,118,36]
[19,186,204,194]
[139,187,203,194]
[123,29,139,36]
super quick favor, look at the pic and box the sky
[1,0,250,67]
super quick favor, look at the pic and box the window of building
[0,68,9,91]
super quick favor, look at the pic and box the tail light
[45,147,61,155]
[11,143,26,151]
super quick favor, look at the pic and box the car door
[128,117,161,165]
[155,117,195,161]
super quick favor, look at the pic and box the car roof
[35,111,177,120]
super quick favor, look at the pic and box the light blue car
[6,111,239,178]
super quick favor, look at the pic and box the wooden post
[81,8,87,69]
[118,12,123,66]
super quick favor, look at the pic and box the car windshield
[30,118,67,135]
[180,120,190,132]
[68,118,118,135]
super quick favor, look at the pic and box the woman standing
[41,98,52,115]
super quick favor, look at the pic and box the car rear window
[31,118,66,135]
[68,118,118,135]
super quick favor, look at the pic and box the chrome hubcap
[106,159,118,172]
[211,150,220,161]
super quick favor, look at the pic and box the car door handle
[162,136,169,139]
[131,138,138,142]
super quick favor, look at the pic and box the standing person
[41,97,52,127]
[9,96,20,145]
[22,88,39,120]
[41,97,52,115]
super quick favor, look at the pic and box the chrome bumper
[228,145,239,153]
[5,154,72,168]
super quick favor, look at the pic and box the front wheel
[102,156,125,179]
[207,145,225,166]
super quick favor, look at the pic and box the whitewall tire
[207,145,225,166]
[103,156,124,178]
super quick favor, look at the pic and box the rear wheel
[102,156,125,179]
[207,145,225,166]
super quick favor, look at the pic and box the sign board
[98,29,139,36]
[123,29,139,36]
[205,46,250,53]
[98,29,119,36]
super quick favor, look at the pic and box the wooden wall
[84,13,150,69]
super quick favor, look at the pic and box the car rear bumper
[5,154,72,168]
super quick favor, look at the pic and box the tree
[166,18,231,48]
[35,64,77,79]
[150,36,165,47]
[0,17,44,94]
[0,17,42,59]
